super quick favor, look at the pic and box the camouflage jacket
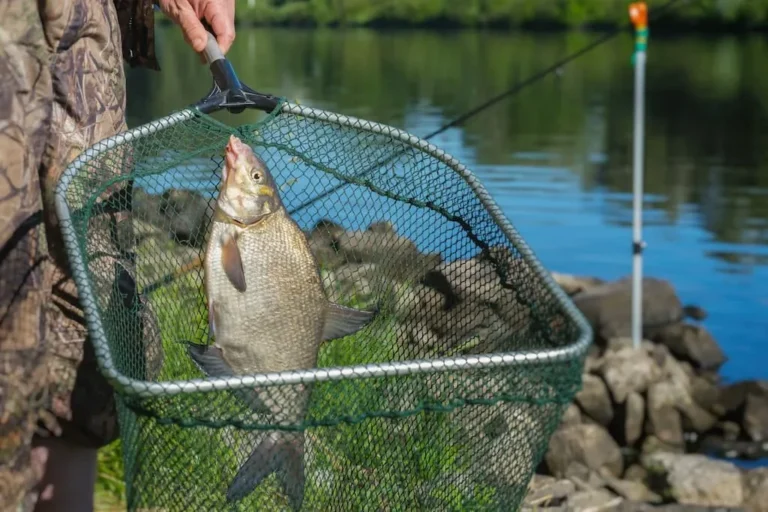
[114,0,160,70]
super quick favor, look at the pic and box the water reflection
[125,27,768,380]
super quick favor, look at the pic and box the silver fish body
[206,210,327,375]
[186,135,375,509]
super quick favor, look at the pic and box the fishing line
[288,0,688,216]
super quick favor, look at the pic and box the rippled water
[125,26,768,383]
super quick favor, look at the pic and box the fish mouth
[224,146,237,184]
[223,135,247,184]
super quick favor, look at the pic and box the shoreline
[154,15,768,36]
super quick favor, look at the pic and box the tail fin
[226,431,305,510]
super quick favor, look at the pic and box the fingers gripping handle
[202,32,225,65]
[201,31,242,98]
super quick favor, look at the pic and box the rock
[647,404,684,447]
[393,282,446,323]
[642,452,744,507]
[523,474,575,508]
[681,402,719,434]
[718,380,768,442]
[576,374,614,426]
[550,271,604,295]
[601,473,662,504]
[690,375,723,416]
[571,276,694,342]
[720,421,742,442]
[324,262,379,304]
[424,299,504,354]
[545,423,624,479]
[306,219,347,270]
[421,249,536,336]
[333,223,442,282]
[393,282,508,358]
[682,305,708,321]
[650,342,671,368]
[566,488,622,510]
[426,257,502,305]
[562,403,583,427]
[743,468,768,512]
[665,360,717,433]
[334,226,414,263]
[133,223,202,283]
[600,347,662,404]
[473,401,542,490]
[651,323,727,372]
[647,382,685,446]
[585,348,603,374]
[624,392,646,446]
[134,188,212,248]
[642,435,685,456]
[656,354,718,434]
[404,319,441,351]
[565,461,607,489]
[613,503,744,511]
[624,464,648,483]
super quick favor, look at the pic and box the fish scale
[205,210,327,374]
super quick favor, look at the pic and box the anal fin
[322,303,376,342]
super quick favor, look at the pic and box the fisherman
[0,1,235,510]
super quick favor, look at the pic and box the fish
[185,134,376,509]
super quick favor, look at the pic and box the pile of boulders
[522,274,768,511]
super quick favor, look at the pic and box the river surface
[124,26,768,384]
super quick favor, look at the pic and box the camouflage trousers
[0,0,129,509]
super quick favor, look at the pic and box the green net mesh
[54,99,591,511]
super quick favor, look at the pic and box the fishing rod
[288,0,687,216]
[141,0,687,295]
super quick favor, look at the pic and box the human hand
[157,0,235,56]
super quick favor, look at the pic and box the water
[124,27,768,385]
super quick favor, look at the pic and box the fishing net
[54,35,591,512]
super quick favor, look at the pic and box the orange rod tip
[629,2,648,28]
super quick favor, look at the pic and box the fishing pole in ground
[287,0,687,217]
[629,2,649,351]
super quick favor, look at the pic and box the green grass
[94,247,532,510]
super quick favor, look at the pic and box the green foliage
[96,440,127,509]
[230,0,768,28]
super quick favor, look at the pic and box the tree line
[196,0,768,31]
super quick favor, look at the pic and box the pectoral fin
[322,303,376,341]
[221,233,246,292]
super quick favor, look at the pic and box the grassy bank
[93,239,531,510]
[156,0,768,32]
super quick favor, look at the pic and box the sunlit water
[125,26,768,385]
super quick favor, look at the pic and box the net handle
[193,29,281,115]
